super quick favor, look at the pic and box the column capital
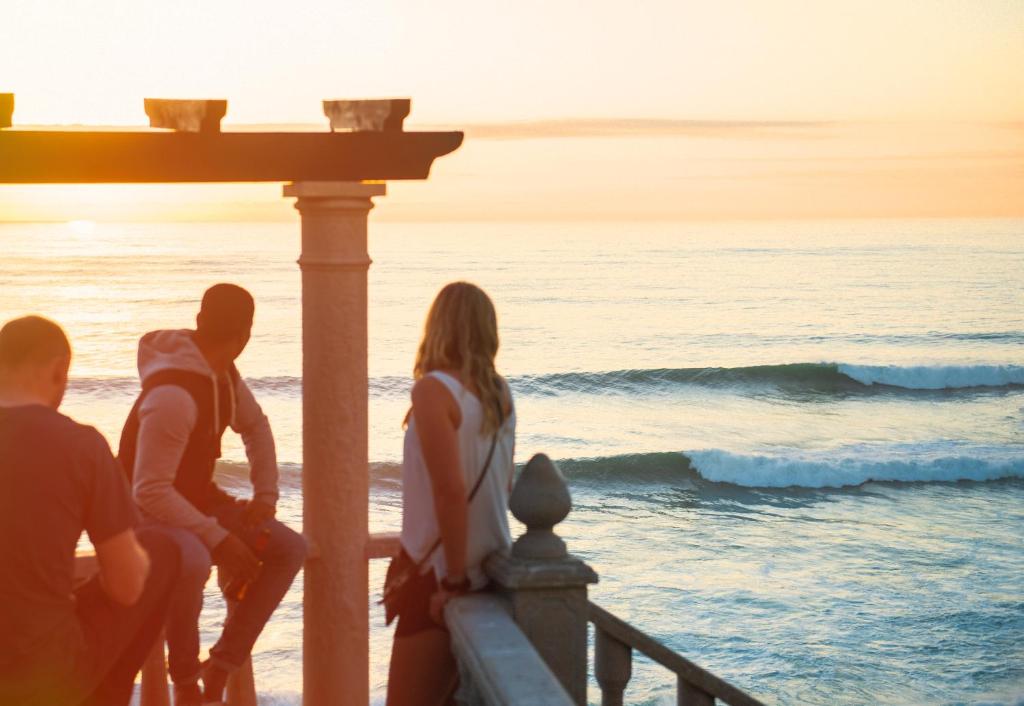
[283,180,386,200]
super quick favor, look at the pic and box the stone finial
[323,98,410,133]
[510,453,571,560]
[0,94,12,129]
[144,98,227,133]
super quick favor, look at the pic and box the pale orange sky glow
[1,1,1022,222]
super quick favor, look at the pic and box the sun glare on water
[66,220,97,236]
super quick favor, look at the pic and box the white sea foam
[688,445,1024,488]
[838,363,1024,390]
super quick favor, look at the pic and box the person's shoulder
[411,374,457,407]
[28,407,114,457]
[14,404,83,435]
[412,373,449,395]
[64,416,114,455]
[140,383,198,412]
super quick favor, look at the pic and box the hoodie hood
[137,329,214,383]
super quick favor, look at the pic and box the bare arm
[94,528,150,606]
[412,376,468,581]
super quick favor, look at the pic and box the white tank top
[400,370,516,588]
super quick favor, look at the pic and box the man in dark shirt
[0,315,182,706]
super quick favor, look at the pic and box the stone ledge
[446,593,574,706]
[486,550,598,590]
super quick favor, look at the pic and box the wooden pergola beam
[0,130,463,183]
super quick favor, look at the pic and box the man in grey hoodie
[118,284,305,705]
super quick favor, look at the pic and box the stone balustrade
[589,601,765,706]
[442,452,765,706]
[447,593,574,706]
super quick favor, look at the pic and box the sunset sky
[1,0,1022,222]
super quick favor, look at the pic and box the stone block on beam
[0,94,12,129]
[323,99,410,133]
[283,181,386,200]
[144,98,227,133]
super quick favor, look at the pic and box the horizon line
[3,214,1023,226]
[5,117,1022,140]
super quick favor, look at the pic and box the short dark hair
[0,316,71,369]
[196,283,255,343]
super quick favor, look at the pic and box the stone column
[485,454,599,705]
[284,181,386,706]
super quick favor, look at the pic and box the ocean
[2,217,1022,705]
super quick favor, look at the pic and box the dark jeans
[73,527,181,706]
[208,500,306,672]
[156,499,305,681]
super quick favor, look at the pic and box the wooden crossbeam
[0,129,463,183]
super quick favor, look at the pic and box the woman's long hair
[413,282,505,435]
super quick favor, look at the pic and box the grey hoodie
[131,330,279,547]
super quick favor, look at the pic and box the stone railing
[445,453,765,706]
[447,593,574,705]
[590,602,764,706]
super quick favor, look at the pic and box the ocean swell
[215,447,1024,494]
[551,446,1024,490]
[687,447,1024,489]
[519,363,1024,395]
[837,363,1024,390]
[68,363,1024,400]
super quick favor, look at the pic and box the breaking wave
[215,445,1024,492]
[686,446,1024,489]
[552,446,1024,489]
[836,363,1024,390]
[69,362,1024,400]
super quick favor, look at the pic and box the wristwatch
[440,574,471,593]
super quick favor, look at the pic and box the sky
[1,0,1022,221]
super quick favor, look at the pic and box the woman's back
[400,370,516,588]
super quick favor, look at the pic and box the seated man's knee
[149,526,211,588]
[271,523,306,574]
[134,527,183,584]
[180,542,212,588]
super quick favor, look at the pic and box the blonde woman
[385,282,516,706]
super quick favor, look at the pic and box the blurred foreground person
[119,284,305,705]
[0,315,181,706]
[385,282,517,706]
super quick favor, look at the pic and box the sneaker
[172,682,203,706]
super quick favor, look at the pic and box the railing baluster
[589,601,764,706]
[595,626,632,706]
[139,632,169,706]
[218,573,258,706]
[678,677,715,706]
